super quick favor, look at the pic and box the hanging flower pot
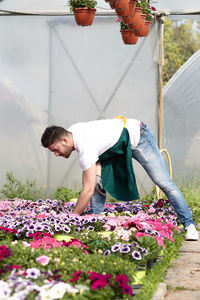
[115,0,136,17]
[109,0,129,10]
[69,0,97,26]
[121,7,142,25]
[128,13,146,30]
[120,29,138,45]
[73,7,96,26]
[135,20,151,37]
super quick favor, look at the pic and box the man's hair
[41,125,68,148]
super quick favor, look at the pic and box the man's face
[48,138,72,159]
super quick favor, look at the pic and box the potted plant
[119,19,138,45]
[108,0,129,10]
[135,1,156,36]
[121,0,142,25]
[69,0,97,26]
[115,0,136,18]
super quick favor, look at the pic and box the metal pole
[158,16,165,150]
[47,25,53,191]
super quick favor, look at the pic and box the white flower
[38,289,53,300]
[0,281,11,299]
[26,268,40,279]
[0,280,9,288]
[22,241,30,247]
[50,282,78,299]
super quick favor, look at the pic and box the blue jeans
[132,125,195,228]
[89,188,106,214]
[90,125,195,228]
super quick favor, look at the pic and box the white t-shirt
[68,118,141,171]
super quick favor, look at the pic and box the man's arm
[72,164,96,215]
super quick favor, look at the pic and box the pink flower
[36,255,50,266]
[135,232,149,238]
[148,207,156,213]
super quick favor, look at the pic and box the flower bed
[0,198,183,299]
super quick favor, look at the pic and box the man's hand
[72,164,96,215]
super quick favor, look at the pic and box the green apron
[99,127,139,201]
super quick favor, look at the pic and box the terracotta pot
[135,20,151,37]
[115,0,136,17]
[128,13,146,30]
[120,29,138,45]
[73,7,96,26]
[109,0,129,10]
[122,7,142,25]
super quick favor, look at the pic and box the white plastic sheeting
[0,14,160,197]
[0,0,200,12]
[162,50,200,183]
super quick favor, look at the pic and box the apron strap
[114,115,127,128]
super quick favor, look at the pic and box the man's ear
[62,137,68,144]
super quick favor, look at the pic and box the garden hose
[156,148,173,199]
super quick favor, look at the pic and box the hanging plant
[115,0,136,17]
[69,0,97,26]
[134,0,156,36]
[119,19,138,45]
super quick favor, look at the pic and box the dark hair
[41,125,67,148]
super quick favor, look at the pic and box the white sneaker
[185,224,199,241]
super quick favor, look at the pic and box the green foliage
[140,0,153,21]
[1,240,136,299]
[179,179,200,226]
[134,233,184,300]
[55,186,80,201]
[120,21,128,30]
[163,18,200,85]
[68,0,97,11]
[0,172,43,201]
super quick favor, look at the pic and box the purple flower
[87,226,94,231]
[26,268,40,279]
[132,251,142,260]
[55,226,62,231]
[62,225,70,233]
[90,218,97,222]
[120,245,131,254]
[111,244,121,253]
[141,248,148,255]
[104,250,111,256]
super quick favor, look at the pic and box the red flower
[115,274,129,286]
[73,270,82,277]
[69,276,79,282]
[11,265,22,269]
[122,284,133,296]
[91,279,108,290]
[70,269,83,282]
[0,245,11,260]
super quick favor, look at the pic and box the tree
[163,18,200,85]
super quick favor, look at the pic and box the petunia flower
[132,251,142,260]
[36,255,50,266]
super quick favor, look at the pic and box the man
[41,117,198,241]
